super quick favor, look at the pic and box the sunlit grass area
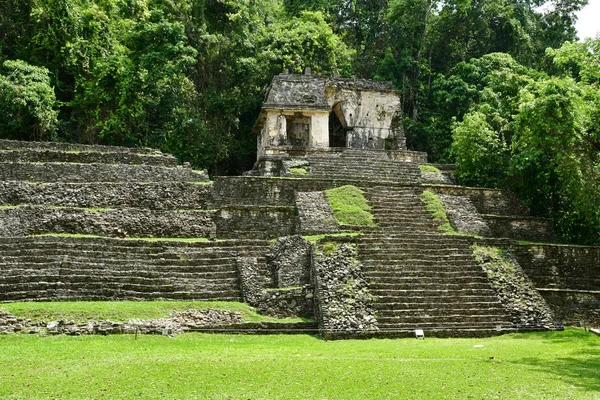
[0,301,307,324]
[0,329,598,399]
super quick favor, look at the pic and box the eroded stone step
[374,294,501,303]
[0,149,178,167]
[0,162,209,183]
[0,181,213,209]
[0,139,164,155]
[376,321,512,329]
[369,283,493,291]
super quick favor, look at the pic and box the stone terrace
[1,139,597,336]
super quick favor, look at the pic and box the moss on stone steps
[420,190,457,234]
[325,185,375,227]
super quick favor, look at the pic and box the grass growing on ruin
[419,164,442,173]
[325,185,375,227]
[289,166,309,175]
[0,329,598,399]
[29,234,220,242]
[302,232,361,243]
[131,237,215,242]
[0,301,307,324]
[421,190,456,234]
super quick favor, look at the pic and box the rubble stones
[439,194,492,237]
[256,287,314,319]
[474,245,559,329]
[313,242,378,335]
[237,257,270,305]
[267,235,312,287]
[0,309,244,336]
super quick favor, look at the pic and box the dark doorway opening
[329,104,349,148]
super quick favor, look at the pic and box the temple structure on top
[254,71,405,157]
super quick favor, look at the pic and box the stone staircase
[305,150,422,184]
[358,185,514,336]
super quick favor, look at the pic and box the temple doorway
[329,103,349,148]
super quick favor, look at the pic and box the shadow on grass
[510,329,600,393]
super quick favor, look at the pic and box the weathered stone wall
[0,149,177,166]
[312,238,378,338]
[325,80,405,150]
[439,194,492,236]
[0,236,269,302]
[256,287,314,319]
[295,192,339,235]
[215,206,297,239]
[0,207,215,237]
[213,176,355,206]
[0,138,162,154]
[484,215,556,242]
[0,181,213,209]
[535,291,600,326]
[0,162,209,183]
[237,237,314,319]
[237,257,270,305]
[512,244,600,325]
[425,185,529,215]
[267,236,312,287]
[513,244,600,290]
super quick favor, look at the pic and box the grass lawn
[0,329,598,399]
[0,301,307,324]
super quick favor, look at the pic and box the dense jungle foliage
[0,0,598,244]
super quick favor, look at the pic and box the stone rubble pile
[474,246,559,329]
[314,243,378,334]
[0,309,244,336]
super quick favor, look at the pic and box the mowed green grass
[0,329,598,399]
[0,301,307,323]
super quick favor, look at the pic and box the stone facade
[237,237,314,319]
[255,72,405,157]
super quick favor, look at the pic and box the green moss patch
[325,185,375,226]
[321,241,338,256]
[421,190,456,234]
[419,164,442,173]
[302,232,361,243]
[289,167,309,175]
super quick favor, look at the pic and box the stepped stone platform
[0,139,596,337]
[0,236,268,302]
[357,186,515,336]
